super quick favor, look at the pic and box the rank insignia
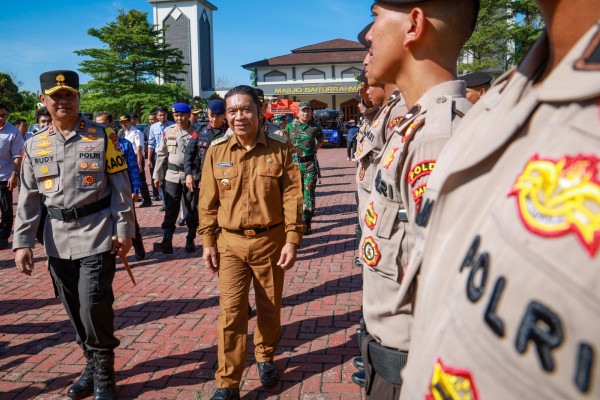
[384,147,400,170]
[84,175,95,185]
[91,161,101,170]
[78,119,86,131]
[402,119,424,143]
[43,178,54,190]
[412,183,427,211]
[79,142,101,151]
[168,146,175,153]
[81,134,100,141]
[381,105,390,116]
[426,358,479,400]
[37,141,53,149]
[221,178,231,190]
[48,125,55,135]
[35,149,54,156]
[362,236,381,267]
[408,160,436,186]
[41,166,49,174]
[365,202,378,230]
[508,153,600,257]
[358,163,366,181]
[39,135,49,140]
[80,162,89,170]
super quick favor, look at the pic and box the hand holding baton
[112,235,136,285]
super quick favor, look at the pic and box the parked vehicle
[314,109,345,147]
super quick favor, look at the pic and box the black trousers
[161,180,198,236]
[149,154,159,197]
[347,140,357,159]
[139,163,151,203]
[360,334,403,400]
[48,251,119,353]
[132,209,144,252]
[0,181,13,240]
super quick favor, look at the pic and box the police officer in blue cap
[183,101,227,239]
[152,103,198,253]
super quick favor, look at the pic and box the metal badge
[84,175,95,185]
[221,179,231,190]
[267,158,273,163]
[80,162,89,170]
[41,166,49,174]
[43,178,54,190]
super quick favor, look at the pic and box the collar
[228,128,267,151]
[411,80,467,112]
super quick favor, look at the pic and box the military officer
[284,102,325,234]
[355,1,479,398]
[461,71,493,104]
[190,105,202,130]
[198,85,304,400]
[153,103,197,254]
[271,114,288,131]
[13,70,134,400]
[401,2,600,399]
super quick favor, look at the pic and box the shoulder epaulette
[268,131,289,144]
[210,135,229,147]
[32,126,50,137]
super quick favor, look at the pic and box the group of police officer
[9,0,600,398]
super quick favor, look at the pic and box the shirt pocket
[33,162,60,194]
[213,165,238,197]
[75,150,104,189]
[167,138,178,154]
[257,162,283,193]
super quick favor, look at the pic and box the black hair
[155,106,169,113]
[95,111,113,124]
[129,113,138,119]
[35,107,51,123]
[13,118,27,125]
[149,111,157,117]
[224,85,261,109]
[0,103,8,112]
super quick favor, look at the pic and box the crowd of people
[1,0,599,399]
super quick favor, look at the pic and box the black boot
[352,370,366,387]
[185,231,195,253]
[303,216,312,235]
[67,351,95,399]
[93,352,116,400]
[153,229,173,254]
[210,388,240,400]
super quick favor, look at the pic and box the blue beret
[172,102,191,113]
[207,99,225,115]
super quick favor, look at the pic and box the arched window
[302,68,326,80]
[341,67,362,80]
[264,70,287,82]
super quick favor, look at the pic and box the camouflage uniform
[285,120,324,226]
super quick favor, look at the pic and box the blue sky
[0,0,373,93]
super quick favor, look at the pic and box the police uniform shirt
[13,115,135,258]
[183,124,226,179]
[400,25,600,400]
[152,123,193,184]
[359,80,471,352]
[124,126,144,155]
[0,122,23,181]
[198,129,304,248]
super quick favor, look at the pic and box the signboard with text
[261,82,360,95]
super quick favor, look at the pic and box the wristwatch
[11,171,19,176]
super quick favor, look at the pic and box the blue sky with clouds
[0,0,373,93]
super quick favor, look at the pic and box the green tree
[0,73,23,111]
[75,9,189,118]
[459,0,542,76]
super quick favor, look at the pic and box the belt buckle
[243,229,256,237]
[62,207,77,221]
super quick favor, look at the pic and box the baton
[112,236,136,285]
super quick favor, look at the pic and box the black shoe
[353,356,364,371]
[93,352,116,400]
[153,230,173,254]
[159,205,165,212]
[0,238,8,250]
[257,361,279,387]
[135,246,146,261]
[67,351,95,399]
[139,201,152,208]
[184,236,195,253]
[210,388,240,400]
[151,195,161,201]
[177,218,186,226]
[352,371,366,388]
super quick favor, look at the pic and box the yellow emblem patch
[508,154,600,257]
[365,202,378,230]
[35,149,54,156]
[81,134,100,141]
[36,141,53,148]
[41,166,49,174]
[427,358,479,400]
[384,147,400,170]
[362,236,380,267]
[43,178,54,190]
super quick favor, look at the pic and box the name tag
[218,162,233,167]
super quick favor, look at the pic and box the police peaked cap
[357,22,373,48]
[461,71,493,88]
[40,70,79,95]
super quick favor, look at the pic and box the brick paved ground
[0,146,364,400]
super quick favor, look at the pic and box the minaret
[148,0,217,98]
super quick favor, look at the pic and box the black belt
[368,340,408,385]
[298,155,315,163]
[225,222,282,237]
[167,162,184,172]
[47,196,111,222]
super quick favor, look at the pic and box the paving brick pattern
[0,146,364,399]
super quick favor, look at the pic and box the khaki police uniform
[400,25,600,399]
[153,123,198,239]
[358,81,471,399]
[13,115,134,352]
[198,127,304,389]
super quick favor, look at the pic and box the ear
[404,7,426,47]
[479,87,487,96]
[39,93,46,104]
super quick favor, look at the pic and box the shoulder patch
[210,135,229,147]
[575,27,600,71]
[32,125,50,137]
[268,131,288,143]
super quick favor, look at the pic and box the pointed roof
[243,39,367,70]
